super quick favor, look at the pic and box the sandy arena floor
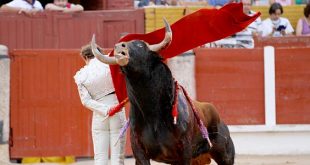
[1,145,310,165]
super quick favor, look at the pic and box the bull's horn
[91,34,117,65]
[149,18,172,52]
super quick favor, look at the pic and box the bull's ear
[90,34,117,65]
[149,18,172,52]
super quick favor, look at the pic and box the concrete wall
[231,128,310,155]
[0,45,10,163]
[0,45,9,144]
[167,51,196,100]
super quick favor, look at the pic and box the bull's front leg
[132,146,151,165]
[130,133,151,165]
[172,137,192,165]
[133,148,151,165]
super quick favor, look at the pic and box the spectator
[295,0,309,4]
[208,0,233,7]
[178,0,208,6]
[136,0,175,7]
[137,0,149,7]
[167,0,179,5]
[296,3,310,36]
[137,0,158,7]
[233,0,262,48]
[45,0,83,13]
[259,2,294,37]
[270,0,292,6]
[207,0,261,48]
[0,0,43,16]
[253,0,269,6]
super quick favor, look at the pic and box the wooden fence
[194,47,310,125]
[0,10,144,50]
[9,49,132,158]
[9,47,310,158]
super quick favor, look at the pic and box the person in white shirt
[0,0,43,16]
[234,0,262,48]
[74,44,126,165]
[208,0,261,48]
[45,0,84,13]
[259,2,294,37]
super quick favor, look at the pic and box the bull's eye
[121,43,126,47]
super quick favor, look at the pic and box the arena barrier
[194,47,310,155]
[9,49,132,159]
[0,10,144,50]
[194,47,310,125]
[0,5,306,50]
[255,36,310,48]
[9,46,310,158]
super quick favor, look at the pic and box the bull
[91,19,235,165]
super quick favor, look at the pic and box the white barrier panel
[264,46,276,126]
[168,51,196,100]
[0,45,9,144]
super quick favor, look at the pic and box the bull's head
[90,19,172,67]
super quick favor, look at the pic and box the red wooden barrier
[194,48,265,125]
[0,10,144,50]
[195,47,310,125]
[275,47,310,124]
[10,50,89,158]
[9,49,132,159]
[10,47,310,158]
[255,36,310,48]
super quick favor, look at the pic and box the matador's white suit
[74,58,126,165]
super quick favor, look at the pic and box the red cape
[109,3,261,102]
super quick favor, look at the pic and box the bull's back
[193,101,221,129]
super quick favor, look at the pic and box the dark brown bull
[91,19,235,165]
